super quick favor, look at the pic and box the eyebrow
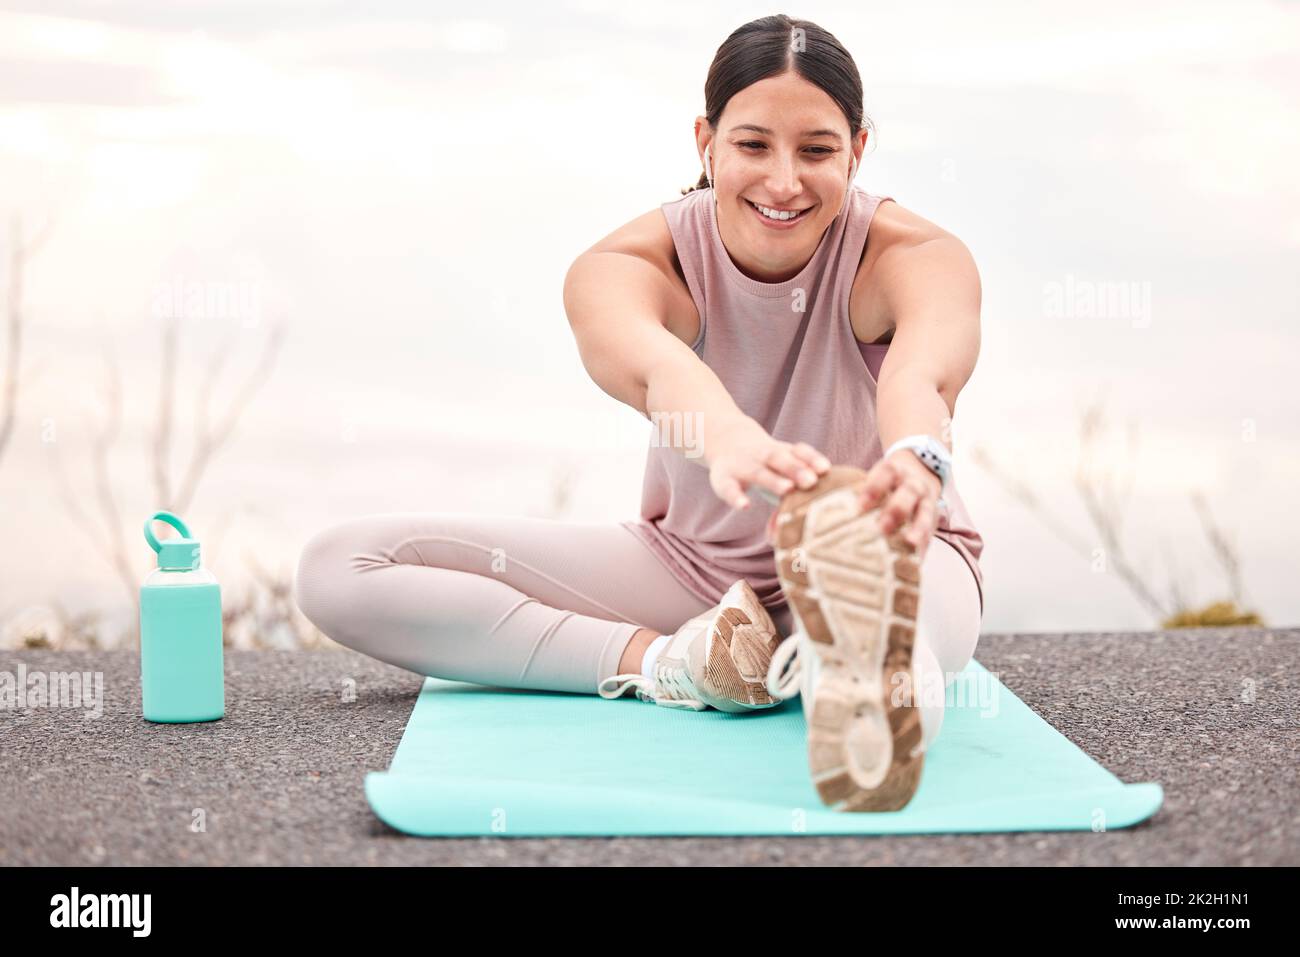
[728,123,843,141]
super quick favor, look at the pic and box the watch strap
[883,434,952,501]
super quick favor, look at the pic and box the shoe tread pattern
[773,466,924,812]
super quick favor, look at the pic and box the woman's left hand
[857,449,943,560]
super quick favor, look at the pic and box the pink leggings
[293,512,982,723]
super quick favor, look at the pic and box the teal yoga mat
[365,659,1163,836]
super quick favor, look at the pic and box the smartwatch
[883,434,952,510]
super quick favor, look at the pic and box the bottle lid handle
[144,511,193,553]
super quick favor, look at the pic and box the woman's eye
[737,142,834,155]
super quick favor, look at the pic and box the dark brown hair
[683,14,873,195]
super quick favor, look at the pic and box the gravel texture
[1,627,1295,865]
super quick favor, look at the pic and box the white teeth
[750,200,807,221]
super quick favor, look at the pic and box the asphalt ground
[1,627,1295,865]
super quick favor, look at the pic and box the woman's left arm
[863,233,982,560]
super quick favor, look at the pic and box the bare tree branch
[51,304,286,647]
[1072,398,1169,620]
[1190,489,1245,606]
[0,211,58,467]
[967,442,1094,557]
[173,319,285,514]
[50,348,139,615]
[208,505,237,564]
[151,315,178,508]
[1164,531,1202,621]
[194,325,237,447]
[968,394,1171,624]
[50,444,121,587]
[89,348,139,613]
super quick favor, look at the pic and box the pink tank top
[621,185,985,617]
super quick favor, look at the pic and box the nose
[764,151,801,200]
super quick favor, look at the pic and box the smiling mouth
[744,198,814,222]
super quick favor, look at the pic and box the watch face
[918,439,951,491]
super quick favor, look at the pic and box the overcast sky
[1,0,1297,641]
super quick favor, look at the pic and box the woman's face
[696,70,866,284]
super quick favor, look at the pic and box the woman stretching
[294,14,984,812]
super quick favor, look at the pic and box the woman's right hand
[704,415,832,513]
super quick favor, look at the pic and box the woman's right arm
[563,250,830,510]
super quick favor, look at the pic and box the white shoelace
[597,658,707,711]
[765,632,804,700]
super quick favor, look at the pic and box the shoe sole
[696,582,783,713]
[773,465,925,811]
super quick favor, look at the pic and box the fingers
[711,437,834,513]
[858,458,899,511]
[750,464,795,498]
[764,445,820,490]
[877,477,930,537]
[759,439,832,488]
[791,442,832,475]
[716,475,751,510]
[717,466,795,511]
[857,456,940,555]
[905,494,937,554]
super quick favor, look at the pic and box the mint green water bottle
[140,511,225,723]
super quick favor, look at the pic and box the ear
[851,127,869,171]
[694,116,715,175]
[694,116,711,154]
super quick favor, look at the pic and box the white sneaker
[764,465,927,811]
[597,579,782,712]
[766,628,818,724]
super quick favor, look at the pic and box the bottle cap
[144,511,201,571]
